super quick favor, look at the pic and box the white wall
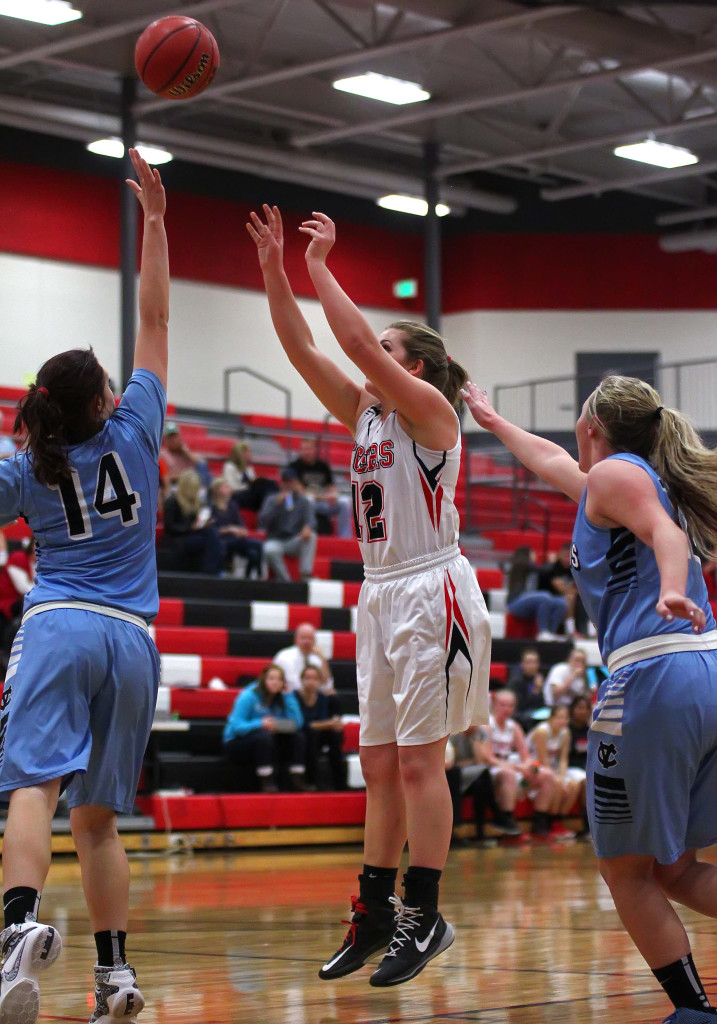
[3,252,717,427]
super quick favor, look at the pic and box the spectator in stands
[0,435,17,460]
[543,647,592,707]
[223,664,308,792]
[446,728,521,846]
[527,706,577,840]
[507,647,548,731]
[568,694,592,839]
[222,440,278,512]
[506,545,568,641]
[0,535,35,655]
[161,421,211,487]
[295,664,346,790]
[209,478,263,579]
[289,437,352,538]
[258,467,317,581]
[273,621,334,693]
[161,469,223,574]
[541,542,590,637]
[476,689,556,838]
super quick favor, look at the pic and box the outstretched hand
[246,204,284,271]
[460,380,496,429]
[656,592,706,632]
[126,148,165,218]
[299,211,336,263]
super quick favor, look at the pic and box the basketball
[135,16,219,100]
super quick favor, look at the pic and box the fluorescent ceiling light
[614,139,698,169]
[0,0,81,25]
[377,194,450,217]
[333,72,430,105]
[86,139,173,164]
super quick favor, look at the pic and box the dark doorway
[575,351,658,412]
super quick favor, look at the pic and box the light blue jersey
[571,452,714,662]
[0,369,165,623]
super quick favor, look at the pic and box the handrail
[223,366,292,429]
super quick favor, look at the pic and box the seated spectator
[289,438,352,538]
[222,440,278,512]
[540,542,591,637]
[446,728,521,846]
[162,470,223,575]
[273,622,334,693]
[161,421,212,487]
[527,706,578,840]
[258,468,317,581]
[506,545,568,641]
[475,689,556,838]
[568,694,592,838]
[209,478,263,579]
[223,664,308,792]
[295,664,346,790]
[507,647,548,732]
[0,535,35,653]
[544,648,592,707]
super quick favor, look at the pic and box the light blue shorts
[0,608,160,815]
[587,650,717,865]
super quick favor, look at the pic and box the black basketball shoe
[318,895,395,980]
[369,896,454,987]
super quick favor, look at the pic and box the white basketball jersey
[351,406,460,570]
[489,716,518,761]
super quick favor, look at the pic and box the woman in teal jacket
[223,663,308,791]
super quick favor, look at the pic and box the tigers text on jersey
[0,370,166,622]
[571,452,715,661]
[351,406,460,569]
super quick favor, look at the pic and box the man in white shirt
[273,622,334,694]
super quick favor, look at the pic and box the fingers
[246,221,261,243]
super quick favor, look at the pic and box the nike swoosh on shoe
[2,935,29,983]
[415,920,438,954]
[322,947,352,972]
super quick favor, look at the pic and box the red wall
[2,160,717,311]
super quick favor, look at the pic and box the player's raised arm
[127,147,169,390]
[461,381,586,502]
[301,213,457,450]
[247,205,367,434]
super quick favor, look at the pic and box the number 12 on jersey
[52,451,141,539]
[352,479,386,542]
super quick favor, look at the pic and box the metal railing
[494,356,717,433]
[223,366,292,428]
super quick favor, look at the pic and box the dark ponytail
[15,348,106,486]
[387,321,468,408]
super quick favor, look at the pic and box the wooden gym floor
[29,840,717,1023]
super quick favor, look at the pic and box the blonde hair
[587,375,717,556]
[388,321,468,409]
[175,469,203,517]
[230,440,251,470]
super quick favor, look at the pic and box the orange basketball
[135,16,219,100]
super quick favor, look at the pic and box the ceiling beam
[135,5,574,115]
[657,203,717,226]
[437,106,717,178]
[541,157,717,202]
[291,41,717,149]
[0,0,243,72]
[0,95,516,214]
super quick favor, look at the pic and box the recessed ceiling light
[377,195,450,217]
[333,72,430,105]
[614,139,698,169]
[0,0,81,25]
[86,139,173,164]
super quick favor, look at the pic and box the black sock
[653,953,713,1011]
[3,887,40,928]
[358,865,397,907]
[94,930,127,968]
[403,866,442,910]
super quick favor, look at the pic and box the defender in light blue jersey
[463,375,717,1023]
[0,150,168,1024]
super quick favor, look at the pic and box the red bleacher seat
[504,614,537,640]
[489,662,508,682]
[219,792,367,828]
[170,688,237,718]
[154,627,228,656]
[476,568,503,591]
